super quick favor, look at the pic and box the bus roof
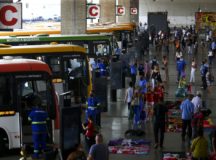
[0,30,61,37]
[116,22,136,28]
[0,58,52,74]
[86,27,112,34]
[0,44,86,55]
[86,23,134,34]
[0,34,113,43]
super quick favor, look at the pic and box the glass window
[64,58,86,79]
[94,44,110,56]
[83,44,89,54]
[48,57,61,76]
[0,75,12,107]
[20,79,53,111]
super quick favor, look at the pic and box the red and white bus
[0,58,58,153]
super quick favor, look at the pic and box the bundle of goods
[166,109,182,132]
[108,138,151,155]
[200,108,212,118]
[125,129,145,137]
[162,152,191,160]
[175,87,187,98]
[203,118,216,133]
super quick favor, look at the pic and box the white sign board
[0,3,22,29]
[87,4,100,19]
[131,8,137,15]
[116,5,125,16]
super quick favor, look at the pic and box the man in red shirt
[146,86,154,121]
[82,116,95,151]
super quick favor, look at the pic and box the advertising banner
[195,12,216,36]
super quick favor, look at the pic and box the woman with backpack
[151,66,162,90]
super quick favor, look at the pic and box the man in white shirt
[125,81,134,119]
[191,91,202,113]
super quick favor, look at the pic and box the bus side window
[0,76,12,107]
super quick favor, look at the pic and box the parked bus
[0,34,115,58]
[0,30,61,37]
[0,44,92,104]
[87,23,137,49]
[0,58,57,152]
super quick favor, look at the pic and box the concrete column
[117,0,130,23]
[130,0,139,24]
[99,0,116,24]
[61,0,86,34]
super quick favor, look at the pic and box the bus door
[16,74,54,147]
[0,74,20,149]
[63,56,89,103]
[125,31,133,47]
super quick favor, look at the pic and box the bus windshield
[40,55,87,80]
[64,58,87,79]
[0,73,54,114]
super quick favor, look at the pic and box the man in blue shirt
[180,94,194,142]
[28,94,49,159]
[138,76,147,94]
[98,60,107,77]
[130,63,137,86]
[86,92,101,126]
[200,60,208,89]
[176,57,186,82]
[87,133,109,160]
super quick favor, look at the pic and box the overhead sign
[0,3,22,29]
[87,4,100,19]
[116,5,125,16]
[130,8,137,15]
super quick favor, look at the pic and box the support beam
[100,0,116,24]
[130,0,139,24]
[61,0,86,34]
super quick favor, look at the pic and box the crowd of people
[123,24,216,159]
[65,24,216,160]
